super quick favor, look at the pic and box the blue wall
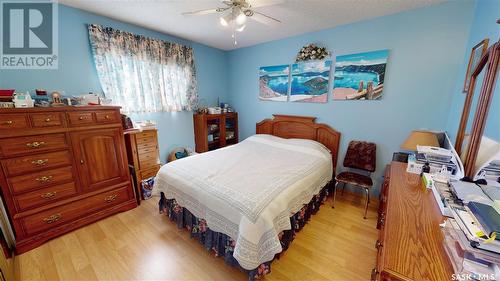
[227,1,475,195]
[0,1,486,196]
[445,0,500,143]
[0,5,229,162]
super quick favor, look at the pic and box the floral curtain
[87,24,198,113]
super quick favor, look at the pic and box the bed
[153,115,340,279]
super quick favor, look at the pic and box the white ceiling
[60,0,445,50]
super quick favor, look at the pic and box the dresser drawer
[0,133,68,157]
[2,150,72,177]
[20,185,130,235]
[30,113,64,128]
[0,114,29,130]
[136,140,157,151]
[138,151,159,169]
[137,145,158,155]
[136,135,157,145]
[8,166,74,194]
[138,130,156,138]
[141,165,160,179]
[67,111,95,126]
[95,111,120,124]
[15,182,77,211]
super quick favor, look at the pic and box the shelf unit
[193,112,238,153]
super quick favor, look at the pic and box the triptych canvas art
[259,49,389,102]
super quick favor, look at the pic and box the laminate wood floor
[15,192,378,281]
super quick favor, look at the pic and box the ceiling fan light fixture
[235,11,247,25]
[236,24,246,32]
[219,13,232,26]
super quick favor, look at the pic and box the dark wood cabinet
[71,128,129,191]
[0,106,136,254]
[193,113,238,153]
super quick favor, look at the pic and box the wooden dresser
[124,129,161,204]
[193,113,238,153]
[0,106,137,254]
[374,162,454,280]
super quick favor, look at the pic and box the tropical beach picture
[332,50,389,100]
[259,65,290,101]
[290,60,331,103]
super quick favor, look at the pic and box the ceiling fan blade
[182,8,223,16]
[248,0,285,8]
[251,11,282,25]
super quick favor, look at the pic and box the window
[88,24,198,113]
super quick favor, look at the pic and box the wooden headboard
[256,114,341,174]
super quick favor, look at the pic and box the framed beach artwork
[332,50,389,101]
[290,60,331,103]
[259,65,290,101]
[463,38,489,93]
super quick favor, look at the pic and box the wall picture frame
[259,65,290,102]
[290,60,331,103]
[332,49,389,100]
[463,38,489,93]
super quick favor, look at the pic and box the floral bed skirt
[158,181,333,280]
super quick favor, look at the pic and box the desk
[374,162,454,280]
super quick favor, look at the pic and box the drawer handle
[105,115,110,119]
[378,212,386,227]
[79,116,86,120]
[375,240,383,250]
[3,120,13,125]
[41,191,57,199]
[26,141,45,148]
[43,213,61,224]
[371,268,379,281]
[36,175,53,183]
[45,118,51,122]
[32,159,48,166]
[104,194,118,203]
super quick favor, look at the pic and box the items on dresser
[402,131,464,181]
[193,112,238,153]
[443,218,500,279]
[13,92,34,108]
[0,106,137,254]
[207,107,222,114]
[136,120,157,130]
[124,129,161,204]
[50,92,64,106]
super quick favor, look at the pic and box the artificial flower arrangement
[296,44,330,62]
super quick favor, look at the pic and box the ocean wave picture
[332,50,389,100]
[290,60,331,103]
[259,64,290,102]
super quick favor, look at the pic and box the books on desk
[450,203,500,252]
[450,181,494,205]
[416,152,458,175]
[469,202,500,241]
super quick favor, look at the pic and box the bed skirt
[158,181,333,280]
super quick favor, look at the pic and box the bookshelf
[193,112,238,153]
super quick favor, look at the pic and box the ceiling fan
[182,0,283,45]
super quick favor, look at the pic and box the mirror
[455,41,500,178]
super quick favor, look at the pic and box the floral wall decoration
[295,44,330,62]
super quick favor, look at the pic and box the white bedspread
[153,134,332,270]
